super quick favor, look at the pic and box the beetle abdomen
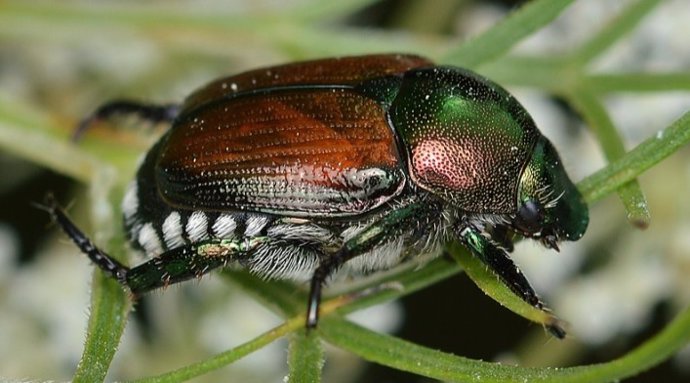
[123,176,447,280]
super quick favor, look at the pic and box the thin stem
[442,0,574,69]
[573,0,663,65]
[587,73,690,93]
[579,110,690,204]
[128,317,303,383]
[569,88,650,227]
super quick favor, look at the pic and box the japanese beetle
[47,54,588,337]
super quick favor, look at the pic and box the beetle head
[513,137,588,249]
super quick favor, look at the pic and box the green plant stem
[570,88,651,227]
[74,175,131,382]
[0,96,131,382]
[128,318,303,383]
[287,330,324,383]
[484,63,690,95]
[587,73,690,93]
[0,99,95,183]
[443,0,574,68]
[0,3,444,59]
[291,0,380,22]
[448,243,561,331]
[573,0,663,65]
[560,306,690,382]
[74,276,129,382]
[222,270,305,317]
[332,257,461,317]
[480,56,575,94]
[224,255,462,323]
[579,110,690,204]
[321,306,690,383]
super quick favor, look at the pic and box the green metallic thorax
[388,67,540,213]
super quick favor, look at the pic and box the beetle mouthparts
[543,235,560,252]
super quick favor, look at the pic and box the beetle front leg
[458,225,566,338]
[74,100,180,140]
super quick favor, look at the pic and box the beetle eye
[514,200,544,235]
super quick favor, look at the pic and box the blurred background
[0,0,689,382]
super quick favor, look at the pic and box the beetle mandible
[47,54,588,337]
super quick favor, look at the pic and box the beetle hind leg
[74,100,180,140]
[44,196,255,296]
[124,241,233,295]
[43,196,129,284]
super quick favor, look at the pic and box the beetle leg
[43,196,130,283]
[458,225,566,338]
[306,202,428,328]
[486,224,515,252]
[74,100,180,140]
[44,196,256,296]
[123,238,263,295]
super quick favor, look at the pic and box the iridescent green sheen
[518,138,588,240]
[389,64,587,244]
[389,66,539,213]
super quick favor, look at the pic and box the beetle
[47,54,588,337]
